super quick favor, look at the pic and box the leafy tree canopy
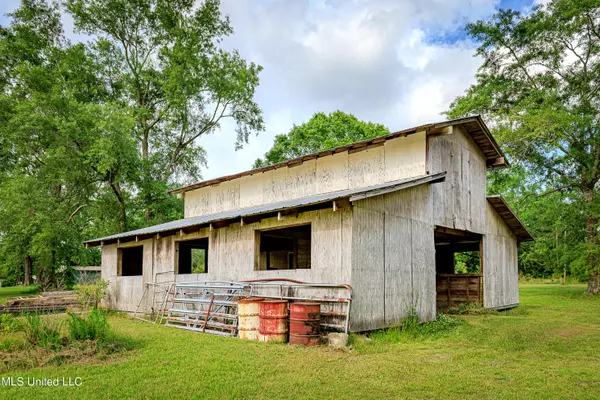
[448,0,600,292]
[0,0,263,287]
[253,111,389,168]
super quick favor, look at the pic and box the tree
[0,0,264,286]
[254,111,389,167]
[486,166,587,281]
[0,0,134,287]
[447,0,600,293]
[66,0,264,225]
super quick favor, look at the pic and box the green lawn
[0,285,38,304]
[2,284,600,399]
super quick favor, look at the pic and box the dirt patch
[551,325,599,339]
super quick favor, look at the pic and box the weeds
[0,310,136,371]
[0,314,21,332]
[450,302,499,315]
[74,279,109,309]
[356,310,465,350]
[67,309,109,341]
[23,313,64,351]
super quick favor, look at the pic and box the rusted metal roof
[169,115,505,195]
[84,172,446,246]
[487,195,534,243]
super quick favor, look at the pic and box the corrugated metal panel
[84,172,446,246]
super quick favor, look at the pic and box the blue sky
[0,0,542,181]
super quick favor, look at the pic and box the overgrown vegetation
[0,311,135,372]
[0,277,132,371]
[350,310,464,351]
[0,284,597,399]
[67,309,109,342]
[73,279,109,309]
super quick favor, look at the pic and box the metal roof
[84,172,446,246]
[487,195,534,243]
[169,115,506,195]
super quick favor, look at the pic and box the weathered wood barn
[85,115,533,332]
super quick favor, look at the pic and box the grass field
[0,285,38,304]
[1,284,599,399]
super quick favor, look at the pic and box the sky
[0,0,544,181]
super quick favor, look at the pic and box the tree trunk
[142,131,149,160]
[110,181,127,232]
[24,255,32,286]
[141,129,153,223]
[583,186,600,294]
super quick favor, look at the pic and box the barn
[84,115,533,333]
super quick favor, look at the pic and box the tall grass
[23,313,63,351]
[353,309,464,350]
[67,308,109,341]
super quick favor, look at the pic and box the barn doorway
[434,227,483,310]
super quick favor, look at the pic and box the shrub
[74,279,109,309]
[23,313,64,351]
[0,337,28,352]
[0,314,20,332]
[67,308,109,341]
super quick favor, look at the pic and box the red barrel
[258,300,289,343]
[289,302,321,346]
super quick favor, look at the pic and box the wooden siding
[350,185,436,331]
[428,125,487,234]
[184,132,427,218]
[436,274,483,309]
[483,202,519,308]
[101,240,151,312]
[103,208,353,312]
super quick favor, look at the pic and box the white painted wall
[184,132,427,218]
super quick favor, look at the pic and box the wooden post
[447,276,451,308]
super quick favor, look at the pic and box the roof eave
[85,172,446,247]
[486,195,534,243]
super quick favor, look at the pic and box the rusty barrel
[289,302,321,346]
[258,300,289,343]
[237,297,264,341]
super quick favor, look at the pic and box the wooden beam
[487,157,506,168]
[347,142,383,155]
[212,220,230,229]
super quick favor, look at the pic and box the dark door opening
[119,246,144,276]
[255,224,311,270]
[177,238,209,274]
[434,227,483,309]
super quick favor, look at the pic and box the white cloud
[0,0,516,181]
[199,0,502,179]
